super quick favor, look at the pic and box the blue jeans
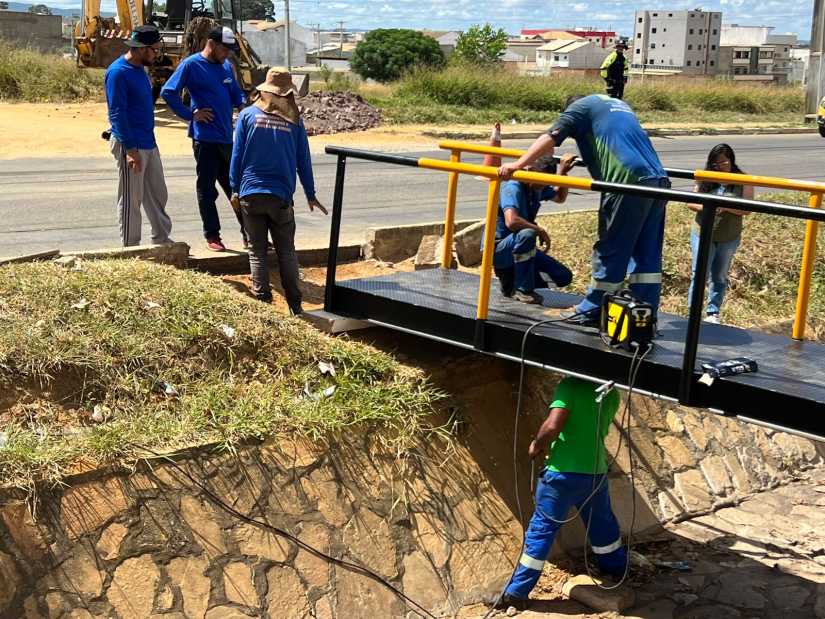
[688,230,740,316]
[493,229,573,294]
[575,178,669,318]
[505,470,627,599]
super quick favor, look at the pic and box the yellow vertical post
[793,192,823,340]
[441,151,461,269]
[476,178,502,320]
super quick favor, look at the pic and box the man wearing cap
[600,42,629,99]
[162,26,246,252]
[230,68,327,314]
[105,24,173,247]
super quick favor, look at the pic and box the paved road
[2,134,822,256]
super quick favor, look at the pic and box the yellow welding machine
[599,290,655,351]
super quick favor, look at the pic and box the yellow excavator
[74,0,269,99]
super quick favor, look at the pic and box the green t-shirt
[545,377,620,474]
[691,184,745,244]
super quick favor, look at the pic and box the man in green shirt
[495,376,627,609]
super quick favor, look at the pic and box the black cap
[125,24,161,48]
[207,26,240,52]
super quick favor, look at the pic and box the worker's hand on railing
[308,198,328,215]
[558,153,579,176]
[126,149,142,173]
[193,108,215,123]
[538,228,551,254]
[498,162,520,180]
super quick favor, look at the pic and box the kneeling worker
[496,376,628,610]
[492,154,577,304]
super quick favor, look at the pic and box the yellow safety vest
[600,51,628,79]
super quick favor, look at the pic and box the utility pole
[313,23,321,67]
[807,0,825,116]
[338,20,345,59]
[284,0,291,70]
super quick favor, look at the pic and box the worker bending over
[491,154,576,305]
[500,95,669,326]
[495,377,627,610]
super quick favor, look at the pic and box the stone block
[447,539,515,605]
[60,478,129,540]
[412,514,451,569]
[658,491,684,521]
[414,234,453,270]
[301,469,353,527]
[334,564,404,619]
[454,220,485,267]
[223,561,257,607]
[700,455,733,496]
[1,502,49,562]
[401,551,448,612]
[342,510,398,579]
[673,470,713,512]
[96,521,129,561]
[294,523,331,589]
[234,522,292,563]
[0,551,20,613]
[168,554,211,619]
[43,549,105,601]
[206,608,250,619]
[265,566,311,619]
[562,574,635,612]
[658,435,694,471]
[180,495,227,556]
[722,452,751,494]
[301,309,372,335]
[665,410,685,434]
[682,414,709,451]
[363,220,475,263]
[107,554,160,619]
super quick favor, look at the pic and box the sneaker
[704,313,720,324]
[206,237,226,252]
[492,592,530,611]
[512,289,542,304]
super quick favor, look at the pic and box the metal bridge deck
[331,268,825,439]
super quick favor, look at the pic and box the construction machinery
[74,0,270,99]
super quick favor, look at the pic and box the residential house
[536,39,610,74]
[632,9,722,75]
[520,28,618,48]
[421,30,460,57]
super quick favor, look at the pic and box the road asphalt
[1,133,822,257]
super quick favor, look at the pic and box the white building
[632,9,722,75]
[718,25,798,83]
[536,40,610,72]
[241,20,309,68]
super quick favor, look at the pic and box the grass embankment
[0,43,103,102]
[539,191,825,336]
[358,65,804,126]
[0,261,444,491]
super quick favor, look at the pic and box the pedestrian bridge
[320,144,825,441]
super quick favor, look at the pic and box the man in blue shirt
[500,94,669,325]
[105,25,173,247]
[162,26,246,252]
[492,154,576,304]
[230,68,327,314]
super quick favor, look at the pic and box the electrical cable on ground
[128,442,438,619]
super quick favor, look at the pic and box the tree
[28,4,53,14]
[351,29,444,83]
[454,24,508,65]
[238,0,274,21]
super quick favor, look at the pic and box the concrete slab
[301,309,372,334]
[188,244,362,275]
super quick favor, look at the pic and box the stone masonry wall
[0,431,521,619]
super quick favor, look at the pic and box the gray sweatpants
[110,139,173,247]
[239,194,301,312]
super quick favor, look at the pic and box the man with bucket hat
[104,24,173,247]
[162,26,247,252]
[229,67,327,314]
[600,41,629,99]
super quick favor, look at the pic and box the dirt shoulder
[1,101,811,160]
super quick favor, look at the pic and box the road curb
[423,126,817,141]
[188,244,362,275]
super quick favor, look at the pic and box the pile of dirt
[300,91,382,135]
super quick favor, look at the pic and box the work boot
[512,289,542,305]
[492,592,530,611]
[494,266,515,297]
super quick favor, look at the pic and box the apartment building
[632,9,722,74]
[718,25,797,83]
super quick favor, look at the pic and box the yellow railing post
[793,192,822,340]
[476,178,502,320]
[441,151,461,269]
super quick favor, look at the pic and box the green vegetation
[351,29,445,83]
[0,261,444,491]
[360,64,804,126]
[538,191,825,336]
[0,43,103,103]
[453,24,508,65]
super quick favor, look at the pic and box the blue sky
[48,0,815,39]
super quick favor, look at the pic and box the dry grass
[0,260,445,492]
[0,43,103,102]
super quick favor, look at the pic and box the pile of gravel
[300,91,382,135]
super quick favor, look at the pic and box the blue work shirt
[229,106,316,202]
[105,56,156,150]
[548,94,666,185]
[494,180,557,239]
[161,53,245,144]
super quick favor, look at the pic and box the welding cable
[129,443,438,619]
[582,342,653,591]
